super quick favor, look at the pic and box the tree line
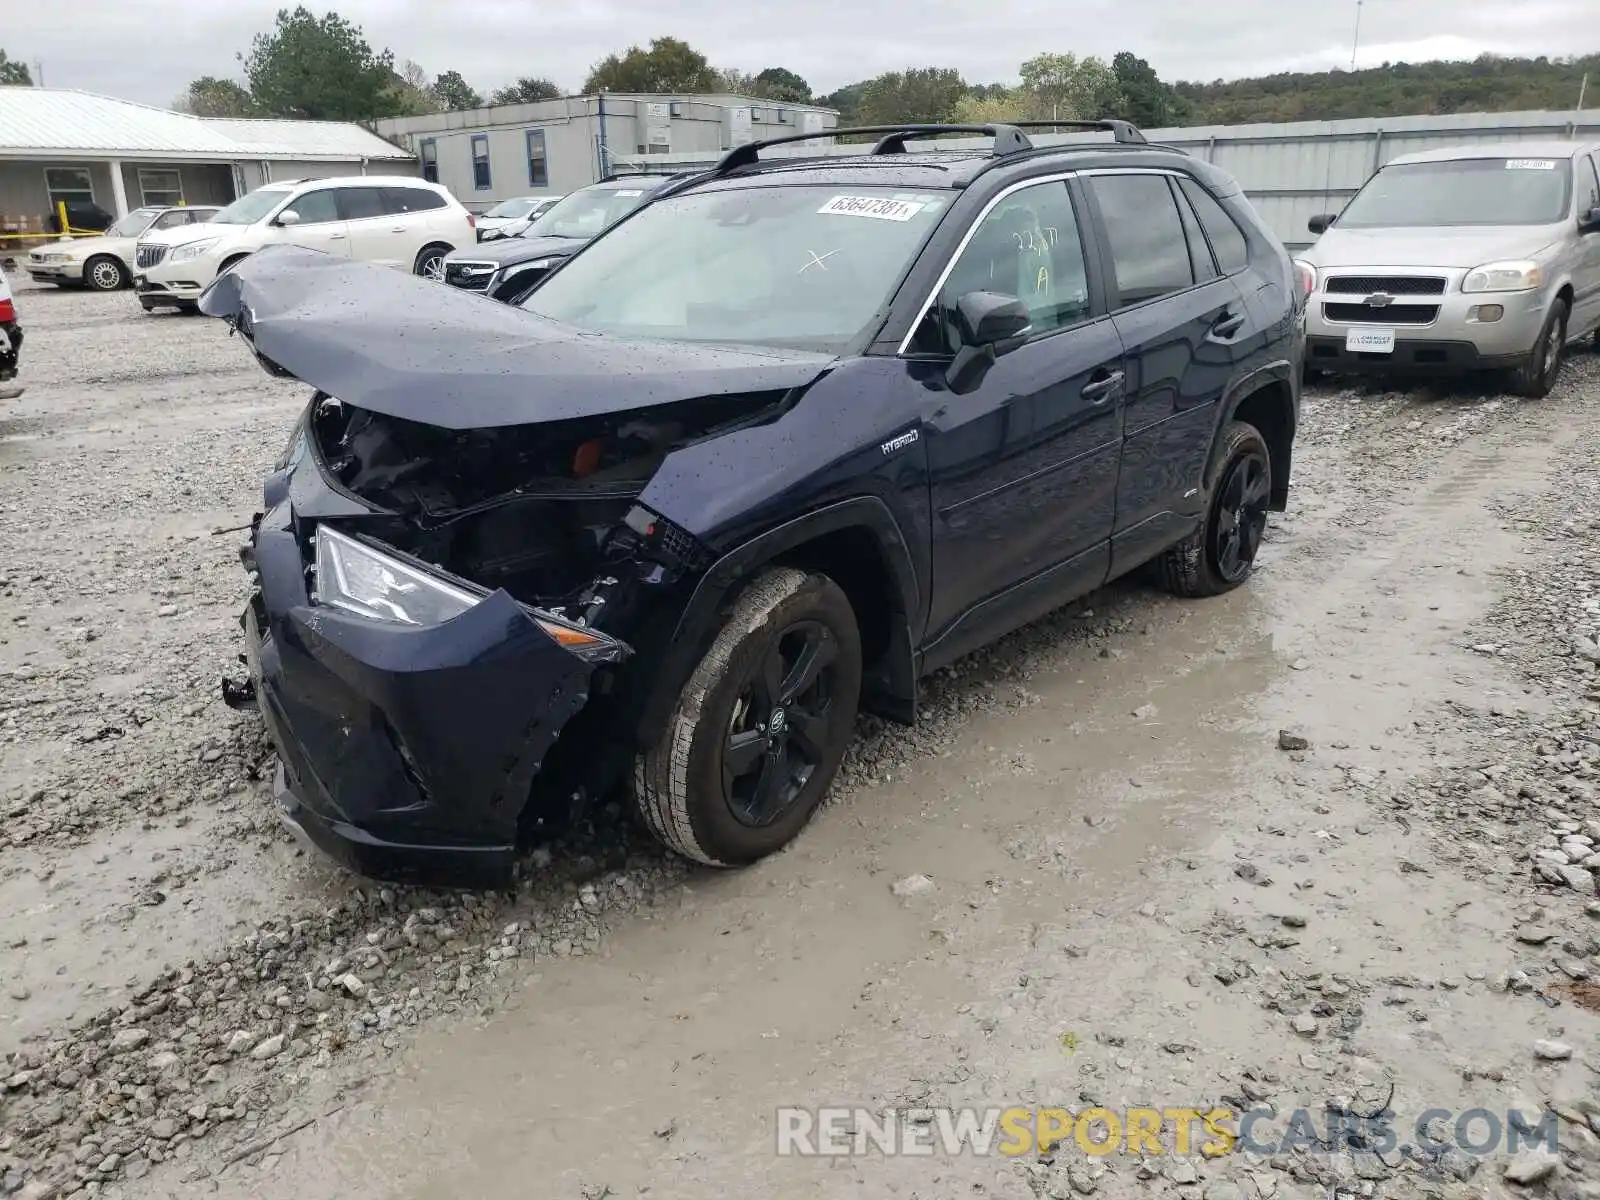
[0,14,1594,129]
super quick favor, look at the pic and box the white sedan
[26,205,220,291]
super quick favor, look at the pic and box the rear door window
[1086,173,1195,308]
[336,188,388,221]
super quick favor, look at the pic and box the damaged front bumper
[227,486,631,888]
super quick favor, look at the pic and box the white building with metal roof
[0,87,413,236]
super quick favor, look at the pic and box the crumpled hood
[446,234,584,268]
[1305,224,1562,270]
[198,246,835,429]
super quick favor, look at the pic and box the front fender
[634,496,922,745]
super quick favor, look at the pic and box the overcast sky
[6,0,1593,110]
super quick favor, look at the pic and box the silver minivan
[1297,141,1600,396]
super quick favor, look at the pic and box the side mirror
[946,291,1031,394]
[275,209,301,227]
[1580,206,1600,234]
[1307,214,1336,235]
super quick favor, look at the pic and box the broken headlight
[312,525,628,660]
[315,524,480,626]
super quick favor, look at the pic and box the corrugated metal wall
[631,108,1600,251]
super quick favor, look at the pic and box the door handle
[390,226,406,232]
[1080,369,1125,404]
[329,233,346,240]
[1208,310,1245,340]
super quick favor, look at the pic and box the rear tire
[1509,299,1568,398]
[414,244,450,280]
[84,256,127,291]
[1154,421,1272,598]
[633,568,862,867]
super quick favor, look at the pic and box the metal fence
[612,108,1599,251]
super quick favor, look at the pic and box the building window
[526,129,547,188]
[751,107,764,121]
[419,138,438,183]
[138,169,184,207]
[471,134,491,190]
[44,167,94,211]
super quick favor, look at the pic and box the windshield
[523,186,659,239]
[106,208,162,237]
[522,185,949,352]
[485,197,539,219]
[1337,157,1574,228]
[210,188,292,225]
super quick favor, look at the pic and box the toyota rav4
[206,120,1302,886]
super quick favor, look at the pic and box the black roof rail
[708,123,1038,176]
[1003,119,1147,144]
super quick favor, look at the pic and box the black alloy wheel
[722,619,842,827]
[1212,447,1271,585]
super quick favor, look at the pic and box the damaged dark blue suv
[207,120,1301,886]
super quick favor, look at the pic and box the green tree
[817,79,870,122]
[582,37,719,94]
[1111,52,1186,126]
[242,6,402,121]
[176,76,258,116]
[717,67,760,94]
[856,67,968,125]
[489,77,563,105]
[1169,50,1600,125]
[1017,52,1123,121]
[431,69,482,110]
[0,50,31,86]
[386,59,437,116]
[754,66,811,102]
[951,90,1028,124]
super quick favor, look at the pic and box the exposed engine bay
[307,391,780,610]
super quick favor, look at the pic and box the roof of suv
[1387,140,1599,167]
[654,121,1235,198]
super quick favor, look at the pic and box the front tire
[633,568,862,867]
[414,244,450,281]
[1509,299,1568,398]
[84,255,127,291]
[1155,421,1272,598]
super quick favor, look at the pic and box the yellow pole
[56,199,67,235]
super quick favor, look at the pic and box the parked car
[26,205,221,291]
[204,119,1300,886]
[133,177,474,312]
[476,195,564,241]
[442,176,683,303]
[0,270,21,400]
[1297,141,1600,396]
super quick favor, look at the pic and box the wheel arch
[635,497,921,747]
[1207,362,1297,512]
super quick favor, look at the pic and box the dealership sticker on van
[1505,159,1558,170]
[1346,327,1396,354]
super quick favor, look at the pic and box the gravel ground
[6,275,1600,1199]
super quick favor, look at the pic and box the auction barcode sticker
[1504,159,1558,170]
[818,195,925,221]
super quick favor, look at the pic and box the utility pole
[33,60,44,86]
[1578,72,1590,112]
[1350,0,1364,70]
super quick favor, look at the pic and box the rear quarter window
[1179,178,1250,274]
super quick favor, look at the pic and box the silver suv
[1297,141,1600,396]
